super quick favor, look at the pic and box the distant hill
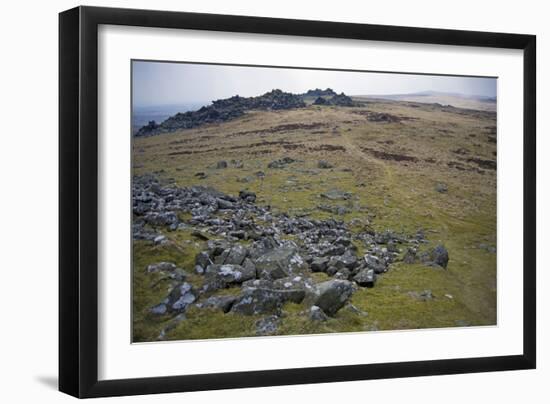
[354,91,496,112]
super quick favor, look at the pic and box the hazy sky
[132,61,496,108]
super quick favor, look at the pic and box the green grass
[132,99,497,341]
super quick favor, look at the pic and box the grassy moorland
[132,96,497,342]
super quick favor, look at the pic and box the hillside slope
[132,98,497,341]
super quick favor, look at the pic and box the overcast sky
[132,61,497,108]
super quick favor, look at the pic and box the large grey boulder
[169,283,197,312]
[231,286,305,315]
[196,295,238,313]
[309,305,329,321]
[312,280,355,316]
[216,198,235,210]
[207,239,232,257]
[195,252,212,269]
[216,245,249,265]
[310,257,329,272]
[151,282,197,315]
[363,254,387,274]
[255,247,303,280]
[353,268,376,287]
[144,211,178,226]
[419,244,449,268]
[255,316,280,336]
[431,244,449,268]
[330,250,358,270]
[205,263,256,287]
[146,262,177,273]
[239,190,257,203]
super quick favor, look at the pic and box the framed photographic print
[59,6,536,398]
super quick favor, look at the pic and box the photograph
[131,60,497,343]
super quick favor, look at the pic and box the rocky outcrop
[303,88,337,97]
[135,90,306,136]
[313,92,356,107]
[135,88,360,136]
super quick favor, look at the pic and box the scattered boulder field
[133,172,449,339]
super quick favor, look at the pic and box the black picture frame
[59,5,536,398]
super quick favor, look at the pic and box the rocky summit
[132,173,449,340]
[313,92,356,107]
[134,88,359,137]
[135,89,307,137]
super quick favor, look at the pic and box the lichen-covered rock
[144,211,178,226]
[196,295,238,313]
[151,282,197,315]
[239,190,257,203]
[255,247,303,280]
[312,280,355,316]
[255,316,280,335]
[330,250,358,270]
[309,305,329,321]
[310,257,329,272]
[231,286,305,315]
[204,263,256,287]
[363,254,387,274]
[146,262,177,273]
[216,245,249,266]
[431,244,449,268]
[353,268,376,287]
[195,251,212,269]
[419,244,449,268]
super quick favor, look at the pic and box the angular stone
[167,282,197,312]
[197,295,238,313]
[255,316,280,336]
[364,254,387,274]
[205,263,256,286]
[313,280,355,316]
[144,211,178,226]
[310,257,329,272]
[146,262,177,273]
[220,245,249,266]
[255,247,300,280]
[195,251,212,269]
[309,305,328,321]
[353,268,376,287]
[231,287,305,315]
[239,190,257,203]
[216,198,235,210]
[431,244,449,268]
